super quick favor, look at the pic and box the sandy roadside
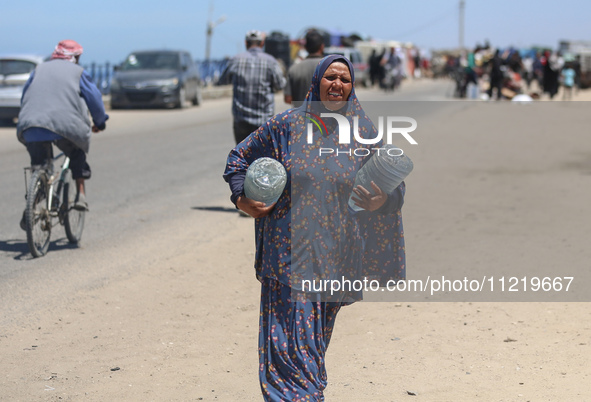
[1,203,263,401]
[1,89,590,401]
[571,87,591,101]
[2,211,588,401]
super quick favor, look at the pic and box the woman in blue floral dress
[224,55,406,401]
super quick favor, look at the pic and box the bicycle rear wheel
[62,169,85,243]
[25,170,51,257]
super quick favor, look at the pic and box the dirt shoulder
[2,206,588,401]
[1,90,590,401]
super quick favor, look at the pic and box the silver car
[0,55,45,123]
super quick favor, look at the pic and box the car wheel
[177,86,188,109]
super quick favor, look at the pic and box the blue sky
[1,0,589,64]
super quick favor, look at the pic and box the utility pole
[459,0,465,51]
[205,1,226,61]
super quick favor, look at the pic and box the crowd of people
[444,42,583,101]
[367,46,429,91]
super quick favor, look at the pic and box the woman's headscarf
[305,54,355,102]
[295,54,378,150]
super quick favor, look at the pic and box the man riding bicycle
[17,39,108,229]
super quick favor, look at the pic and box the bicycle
[23,147,85,257]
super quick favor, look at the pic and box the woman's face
[319,62,353,111]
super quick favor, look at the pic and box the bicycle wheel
[25,170,51,257]
[62,169,85,243]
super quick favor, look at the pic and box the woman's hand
[351,181,387,212]
[236,195,275,218]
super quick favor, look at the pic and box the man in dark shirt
[284,30,325,107]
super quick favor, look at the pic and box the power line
[390,5,457,41]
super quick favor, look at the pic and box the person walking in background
[561,62,576,100]
[284,29,324,107]
[17,39,108,222]
[522,54,534,90]
[368,48,386,88]
[487,49,504,100]
[412,48,421,79]
[573,55,582,95]
[463,49,479,99]
[219,30,286,145]
[381,47,402,91]
[533,52,544,91]
[543,51,562,99]
[368,49,379,86]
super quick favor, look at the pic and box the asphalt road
[0,80,455,328]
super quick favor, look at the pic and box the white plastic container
[348,145,413,212]
[244,157,287,206]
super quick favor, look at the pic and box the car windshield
[0,59,37,75]
[120,53,180,71]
